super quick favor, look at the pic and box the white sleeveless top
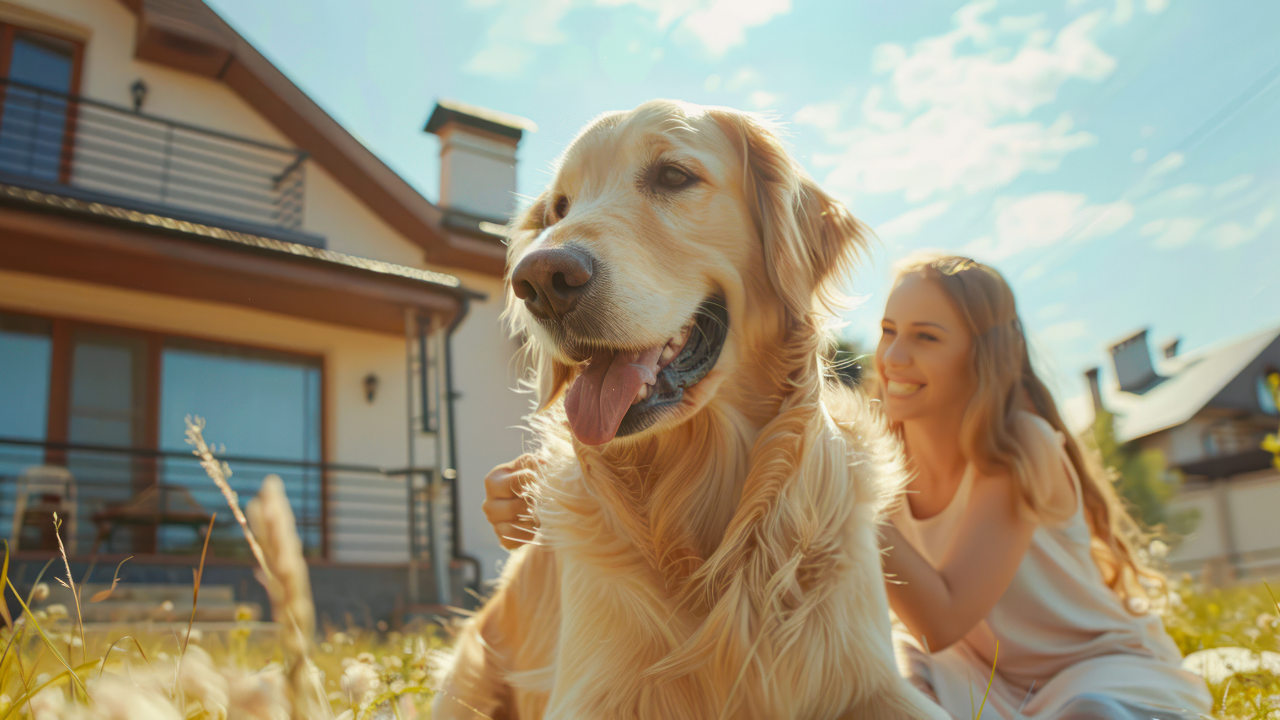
[891,414,1212,718]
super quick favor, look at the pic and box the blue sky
[207,0,1280,425]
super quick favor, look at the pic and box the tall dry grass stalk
[183,416,273,582]
[185,416,330,720]
[246,474,330,720]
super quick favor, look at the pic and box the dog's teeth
[633,384,652,404]
[659,343,678,365]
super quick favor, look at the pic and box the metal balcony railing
[0,437,451,572]
[0,77,307,232]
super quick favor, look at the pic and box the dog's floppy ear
[712,110,870,320]
[503,193,574,412]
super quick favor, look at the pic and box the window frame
[0,22,86,184]
[0,304,330,557]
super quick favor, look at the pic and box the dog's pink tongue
[565,345,664,446]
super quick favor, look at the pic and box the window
[0,312,52,532]
[158,339,323,554]
[0,24,82,181]
[0,310,326,556]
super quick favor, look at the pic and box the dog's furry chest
[515,453,891,720]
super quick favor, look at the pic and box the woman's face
[874,273,976,424]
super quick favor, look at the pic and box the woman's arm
[881,474,1038,652]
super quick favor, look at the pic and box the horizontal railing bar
[0,78,305,156]
[0,436,439,477]
[71,126,289,181]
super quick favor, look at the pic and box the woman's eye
[657,166,694,189]
[917,333,937,342]
[881,327,896,336]
[553,195,569,219]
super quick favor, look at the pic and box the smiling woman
[873,253,1212,720]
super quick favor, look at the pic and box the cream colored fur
[433,101,949,720]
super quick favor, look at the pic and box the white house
[0,0,531,621]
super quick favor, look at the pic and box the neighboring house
[1084,325,1280,583]
[0,0,534,621]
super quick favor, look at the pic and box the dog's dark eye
[553,195,569,220]
[657,166,695,189]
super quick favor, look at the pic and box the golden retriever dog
[433,100,947,720]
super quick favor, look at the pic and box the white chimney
[1108,329,1160,394]
[425,99,536,225]
[1084,367,1103,413]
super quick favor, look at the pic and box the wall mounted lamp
[363,373,379,403]
[130,78,148,113]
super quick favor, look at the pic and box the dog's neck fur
[564,321,813,594]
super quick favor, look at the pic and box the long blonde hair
[884,253,1162,610]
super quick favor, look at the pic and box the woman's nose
[883,338,910,368]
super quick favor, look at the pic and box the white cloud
[1148,183,1206,204]
[748,90,780,109]
[810,3,1116,203]
[1212,174,1254,199]
[464,0,790,78]
[1142,216,1204,249]
[1131,148,1147,163]
[1209,207,1275,248]
[1040,319,1088,343]
[1144,151,1185,178]
[703,74,721,91]
[725,67,762,92]
[792,102,843,131]
[875,201,952,240]
[964,192,1133,261]
[1037,302,1069,320]
[1145,0,1170,14]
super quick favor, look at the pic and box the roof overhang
[0,182,482,334]
[115,0,509,276]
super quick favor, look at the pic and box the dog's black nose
[511,246,596,321]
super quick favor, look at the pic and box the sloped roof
[1106,325,1280,442]
[114,0,509,275]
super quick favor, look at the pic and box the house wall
[0,269,430,563]
[12,0,532,580]
[1168,470,1280,579]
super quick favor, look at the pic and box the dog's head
[506,100,869,447]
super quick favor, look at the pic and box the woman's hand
[482,454,543,549]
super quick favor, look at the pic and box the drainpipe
[442,295,483,599]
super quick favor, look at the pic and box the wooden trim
[58,35,84,184]
[320,352,331,560]
[137,331,163,552]
[44,317,71,466]
[0,204,463,334]
[0,304,326,371]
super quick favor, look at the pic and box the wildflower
[341,660,382,701]
[45,603,68,619]
[357,652,376,665]
[1258,613,1278,629]
[385,655,403,670]
[160,600,175,612]
[86,675,183,720]
[178,645,229,719]
[28,686,65,720]
[235,604,255,622]
[1148,540,1169,559]
[376,620,388,632]
[32,582,50,601]
[186,627,204,645]
[332,632,350,645]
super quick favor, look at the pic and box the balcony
[0,77,314,245]
[0,437,457,598]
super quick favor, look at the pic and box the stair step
[59,600,263,624]
[44,583,235,605]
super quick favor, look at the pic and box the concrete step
[37,583,258,623]
[44,582,235,605]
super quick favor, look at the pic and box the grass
[3,414,1279,718]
